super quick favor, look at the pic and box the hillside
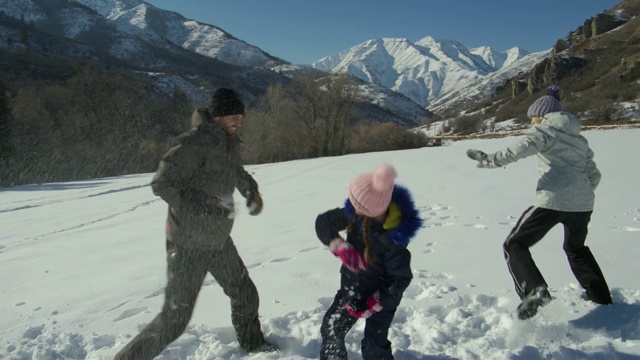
[463,0,640,125]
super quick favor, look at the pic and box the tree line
[0,62,191,185]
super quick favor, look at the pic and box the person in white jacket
[467,86,613,320]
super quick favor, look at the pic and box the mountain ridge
[311,35,537,113]
[73,0,285,68]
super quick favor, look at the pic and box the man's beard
[226,131,241,142]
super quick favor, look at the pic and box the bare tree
[318,72,360,156]
[242,82,311,163]
[287,71,360,157]
[451,114,484,135]
[242,71,362,163]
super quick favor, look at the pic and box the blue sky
[144,0,621,65]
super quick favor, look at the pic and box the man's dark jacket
[151,108,257,249]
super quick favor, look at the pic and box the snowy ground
[1,128,639,360]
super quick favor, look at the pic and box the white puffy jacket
[491,111,601,212]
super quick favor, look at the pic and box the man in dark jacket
[114,88,274,360]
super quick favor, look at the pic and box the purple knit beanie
[527,95,563,119]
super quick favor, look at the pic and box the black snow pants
[503,206,612,304]
[320,270,396,360]
[114,238,265,360]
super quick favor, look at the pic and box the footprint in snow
[465,223,488,230]
[113,307,148,322]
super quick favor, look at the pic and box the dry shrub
[349,122,430,154]
[450,114,484,134]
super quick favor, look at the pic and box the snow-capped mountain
[428,49,550,115]
[0,0,294,108]
[71,0,282,67]
[312,36,543,115]
[470,46,530,70]
[0,0,282,68]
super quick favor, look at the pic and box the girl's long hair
[348,216,373,264]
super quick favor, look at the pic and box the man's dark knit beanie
[209,88,245,117]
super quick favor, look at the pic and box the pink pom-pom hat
[348,163,397,217]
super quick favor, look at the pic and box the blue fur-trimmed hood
[344,184,423,245]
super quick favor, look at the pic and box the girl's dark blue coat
[315,185,423,309]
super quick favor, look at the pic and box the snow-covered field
[1,128,639,360]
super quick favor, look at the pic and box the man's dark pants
[114,238,263,360]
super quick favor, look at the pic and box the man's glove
[245,190,263,216]
[345,292,383,319]
[329,238,368,273]
[466,149,500,169]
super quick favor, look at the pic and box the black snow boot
[517,286,552,320]
[244,340,279,353]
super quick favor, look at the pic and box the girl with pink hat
[315,163,423,360]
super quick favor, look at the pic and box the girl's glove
[466,149,500,169]
[345,292,383,319]
[329,238,368,273]
[245,191,263,216]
